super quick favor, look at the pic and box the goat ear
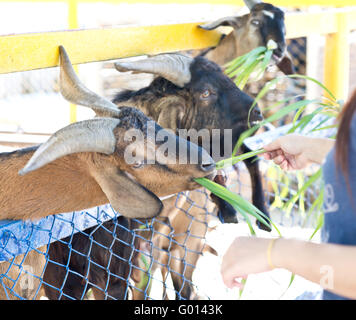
[198,16,242,30]
[92,164,163,219]
[277,53,295,75]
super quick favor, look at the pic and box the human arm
[221,236,356,299]
[263,134,335,170]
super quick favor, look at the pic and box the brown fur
[0,109,213,221]
[0,111,214,300]
[0,148,107,221]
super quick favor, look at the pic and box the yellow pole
[68,0,78,123]
[323,12,350,101]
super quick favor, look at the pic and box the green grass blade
[255,50,273,79]
[216,148,265,170]
[235,99,320,153]
[287,75,336,102]
[194,177,274,232]
[284,169,322,215]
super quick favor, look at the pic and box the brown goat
[0,46,216,300]
[0,47,215,222]
[198,0,294,75]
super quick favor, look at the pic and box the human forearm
[272,238,356,299]
[221,236,356,299]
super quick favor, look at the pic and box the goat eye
[251,19,260,26]
[200,89,211,99]
[132,160,145,169]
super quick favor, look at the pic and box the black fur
[0,145,38,161]
[252,3,286,58]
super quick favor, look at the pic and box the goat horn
[198,16,238,30]
[19,118,120,175]
[59,46,121,118]
[243,0,261,10]
[114,54,193,88]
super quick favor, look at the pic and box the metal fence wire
[0,152,323,300]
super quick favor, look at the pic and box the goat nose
[254,108,261,116]
[253,108,263,119]
[273,46,285,58]
[197,148,216,173]
[200,161,216,173]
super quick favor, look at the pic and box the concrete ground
[146,221,322,300]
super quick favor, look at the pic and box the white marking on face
[263,10,275,19]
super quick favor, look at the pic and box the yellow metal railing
[0,23,221,73]
[0,0,355,6]
[1,2,356,122]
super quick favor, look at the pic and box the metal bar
[0,23,222,74]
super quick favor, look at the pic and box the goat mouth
[249,120,263,127]
[272,51,284,63]
[205,170,217,181]
[190,169,217,183]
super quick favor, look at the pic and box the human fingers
[263,138,283,152]
[280,159,292,171]
[273,155,286,166]
[221,268,246,289]
[231,277,247,289]
[262,149,283,161]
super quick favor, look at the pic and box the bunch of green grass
[234,74,341,152]
[224,39,277,90]
[194,77,338,234]
[195,174,281,236]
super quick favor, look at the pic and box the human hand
[262,134,314,171]
[220,237,273,289]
